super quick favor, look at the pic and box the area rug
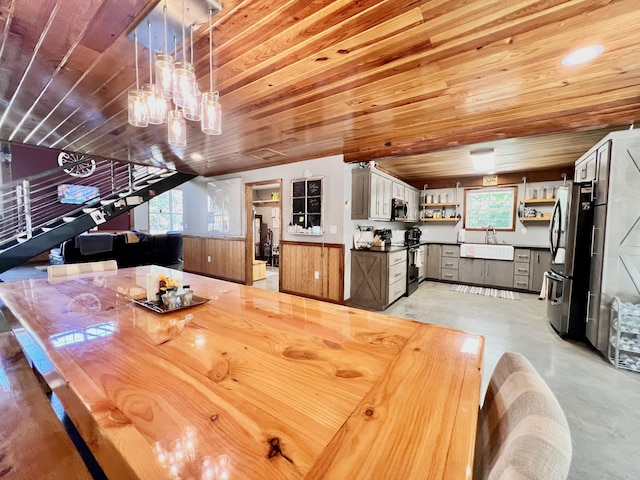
[449,284,521,300]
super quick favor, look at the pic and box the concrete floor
[386,281,640,480]
[2,265,639,479]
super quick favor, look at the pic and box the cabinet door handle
[516,281,527,286]
[444,274,453,278]
[537,253,540,263]
[394,271,402,278]
[445,262,454,267]
[517,268,528,272]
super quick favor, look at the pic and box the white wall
[419,180,565,247]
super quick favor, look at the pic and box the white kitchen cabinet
[393,182,405,200]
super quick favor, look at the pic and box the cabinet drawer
[442,246,460,258]
[514,249,531,263]
[513,275,530,290]
[388,277,406,303]
[441,269,458,282]
[389,261,406,283]
[389,250,407,267]
[514,262,530,276]
[441,257,459,270]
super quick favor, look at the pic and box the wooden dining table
[0,266,484,479]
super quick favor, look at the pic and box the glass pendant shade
[142,84,166,125]
[173,61,196,108]
[128,89,148,127]
[155,53,174,98]
[201,91,221,135]
[168,110,187,146]
[183,87,202,121]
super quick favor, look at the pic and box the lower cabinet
[530,249,551,293]
[350,249,406,310]
[425,244,442,279]
[459,258,514,288]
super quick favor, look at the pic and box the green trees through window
[464,187,516,230]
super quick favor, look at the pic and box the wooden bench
[0,332,92,479]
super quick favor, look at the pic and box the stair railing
[0,159,173,245]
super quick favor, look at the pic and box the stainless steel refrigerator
[546,182,594,339]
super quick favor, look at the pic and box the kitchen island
[0,266,484,479]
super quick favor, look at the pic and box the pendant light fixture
[173,0,196,109]
[183,24,202,121]
[155,1,174,99]
[144,21,168,125]
[201,7,221,135]
[128,31,148,127]
[168,109,187,146]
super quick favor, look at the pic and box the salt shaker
[182,285,193,306]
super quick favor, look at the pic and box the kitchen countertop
[352,245,407,253]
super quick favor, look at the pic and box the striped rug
[449,284,521,300]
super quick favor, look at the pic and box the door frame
[244,179,282,286]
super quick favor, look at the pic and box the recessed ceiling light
[562,45,604,66]
[190,152,204,161]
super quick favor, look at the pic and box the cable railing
[0,158,173,245]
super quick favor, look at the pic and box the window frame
[148,188,183,233]
[463,186,517,231]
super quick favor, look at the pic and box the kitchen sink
[459,243,514,260]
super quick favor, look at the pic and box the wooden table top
[0,266,484,479]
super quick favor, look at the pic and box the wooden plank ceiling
[1,0,639,186]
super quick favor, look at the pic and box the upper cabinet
[351,168,418,222]
[352,169,392,221]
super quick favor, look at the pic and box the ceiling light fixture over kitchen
[127,0,222,146]
[470,148,495,173]
[562,45,604,66]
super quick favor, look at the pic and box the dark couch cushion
[58,232,182,268]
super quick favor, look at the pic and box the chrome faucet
[485,225,497,244]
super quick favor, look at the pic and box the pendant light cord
[209,8,213,92]
[163,0,168,55]
[148,21,153,82]
[134,31,140,89]
[181,0,186,62]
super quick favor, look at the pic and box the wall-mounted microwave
[391,198,408,221]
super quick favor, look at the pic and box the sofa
[49,231,183,270]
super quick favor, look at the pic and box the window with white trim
[149,189,183,233]
[464,187,517,231]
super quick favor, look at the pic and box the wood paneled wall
[183,235,246,283]
[280,241,344,304]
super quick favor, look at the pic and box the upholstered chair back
[474,352,572,480]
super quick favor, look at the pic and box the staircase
[0,158,195,273]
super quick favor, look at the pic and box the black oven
[405,226,422,296]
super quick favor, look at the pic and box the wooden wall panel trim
[280,241,344,303]
[183,235,246,283]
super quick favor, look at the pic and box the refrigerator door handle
[591,226,598,256]
[586,291,593,323]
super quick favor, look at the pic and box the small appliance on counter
[404,226,422,246]
[373,228,392,246]
[353,225,375,249]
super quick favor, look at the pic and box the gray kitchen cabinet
[513,248,532,290]
[459,257,513,288]
[440,245,460,282]
[459,258,485,284]
[529,249,551,293]
[574,149,597,182]
[350,249,406,310]
[484,259,514,288]
[425,244,442,279]
[351,169,392,221]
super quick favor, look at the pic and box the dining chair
[474,352,572,480]
[47,259,118,279]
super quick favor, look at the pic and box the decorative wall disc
[58,151,96,177]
